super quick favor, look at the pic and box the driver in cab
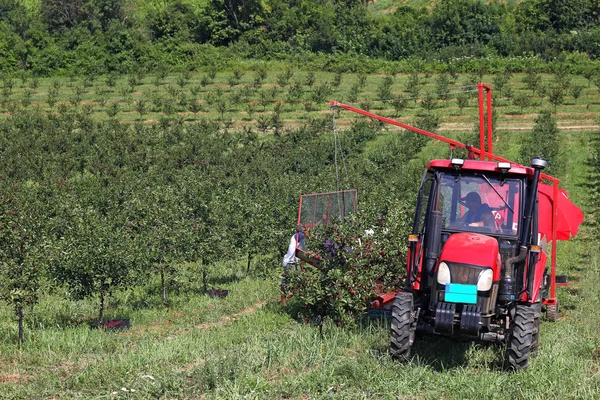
[450,192,496,231]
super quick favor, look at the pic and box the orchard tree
[435,73,451,103]
[570,84,584,104]
[50,174,141,324]
[141,178,207,305]
[519,110,562,176]
[287,219,405,331]
[547,86,565,113]
[188,184,230,290]
[0,181,56,346]
[513,92,531,113]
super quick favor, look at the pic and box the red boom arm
[330,83,569,307]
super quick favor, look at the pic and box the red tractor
[327,84,583,370]
[396,156,551,370]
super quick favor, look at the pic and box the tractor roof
[427,159,533,177]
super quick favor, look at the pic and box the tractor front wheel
[390,292,415,361]
[505,303,536,371]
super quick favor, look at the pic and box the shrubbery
[1,1,600,76]
[287,219,405,328]
[0,106,431,341]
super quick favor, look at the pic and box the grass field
[1,67,599,398]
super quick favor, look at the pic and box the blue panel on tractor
[444,283,477,304]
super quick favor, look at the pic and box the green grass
[2,247,598,398]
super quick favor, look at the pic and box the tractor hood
[439,232,501,279]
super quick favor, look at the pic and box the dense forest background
[1,0,600,75]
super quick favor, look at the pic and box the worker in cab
[450,192,496,231]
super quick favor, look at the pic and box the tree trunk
[161,268,167,306]
[17,306,24,348]
[246,252,252,276]
[98,289,105,325]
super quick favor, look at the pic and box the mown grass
[1,67,599,398]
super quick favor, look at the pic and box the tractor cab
[411,159,533,294]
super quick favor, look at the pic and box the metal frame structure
[297,189,358,228]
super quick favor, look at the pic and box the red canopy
[537,183,584,241]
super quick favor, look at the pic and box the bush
[288,219,405,328]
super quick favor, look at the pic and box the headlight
[477,269,494,291]
[437,262,451,285]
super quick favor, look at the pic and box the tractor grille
[448,263,484,285]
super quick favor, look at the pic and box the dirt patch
[178,358,206,373]
[0,372,28,384]
[195,301,267,330]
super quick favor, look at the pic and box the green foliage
[570,83,584,103]
[434,74,451,102]
[547,86,565,112]
[1,0,600,76]
[0,180,55,345]
[377,75,393,104]
[512,92,531,112]
[311,83,332,104]
[391,97,408,116]
[276,67,294,88]
[420,92,437,111]
[456,92,469,113]
[406,73,421,103]
[288,221,404,328]
[428,0,500,48]
[519,110,562,176]
[514,0,597,33]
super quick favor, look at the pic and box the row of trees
[1,0,600,75]
[0,91,567,345]
[0,107,425,345]
[0,64,594,131]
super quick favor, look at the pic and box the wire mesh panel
[297,189,357,227]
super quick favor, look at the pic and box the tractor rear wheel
[390,292,415,361]
[505,303,536,371]
[546,301,559,322]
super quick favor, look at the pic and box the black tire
[505,303,536,371]
[531,302,542,355]
[390,292,415,361]
[546,301,559,322]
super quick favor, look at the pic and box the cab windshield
[438,172,521,236]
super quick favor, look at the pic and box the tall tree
[519,110,562,176]
[0,181,56,346]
